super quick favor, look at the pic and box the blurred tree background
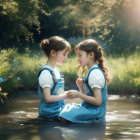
[0,0,140,53]
[0,0,140,96]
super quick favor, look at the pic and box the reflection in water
[37,122,64,140]
[56,122,106,140]
[0,95,140,140]
[36,121,106,140]
[0,119,106,140]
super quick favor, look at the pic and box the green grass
[0,48,140,96]
[107,53,140,94]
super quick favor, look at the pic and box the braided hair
[75,39,111,83]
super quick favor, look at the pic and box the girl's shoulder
[88,69,105,88]
[38,65,54,80]
[38,67,54,88]
[39,69,53,79]
[44,65,61,78]
[88,64,103,75]
[89,69,104,79]
[88,65,105,83]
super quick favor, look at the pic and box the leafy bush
[0,49,22,92]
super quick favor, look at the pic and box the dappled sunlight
[9,111,38,120]
[106,95,140,124]
[108,95,120,100]
[106,112,140,123]
[124,0,140,27]
[0,95,139,140]
[130,110,140,115]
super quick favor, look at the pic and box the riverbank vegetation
[0,47,139,96]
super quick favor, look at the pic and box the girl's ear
[89,52,94,58]
[50,50,56,56]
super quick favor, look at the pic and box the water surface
[0,94,140,140]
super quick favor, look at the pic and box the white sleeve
[38,70,53,89]
[88,69,105,89]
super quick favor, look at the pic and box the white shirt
[39,65,105,89]
[38,65,60,89]
[88,65,105,89]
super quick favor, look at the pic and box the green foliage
[0,48,140,95]
[0,48,45,93]
[0,0,48,47]
[107,52,140,94]
[0,49,22,92]
[17,52,44,88]
[0,0,140,54]
[40,0,140,53]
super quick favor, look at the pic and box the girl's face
[56,48,69,65]
[76,49,91,67]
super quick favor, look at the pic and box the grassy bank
[107,53,140,94]
[0,49,140,96]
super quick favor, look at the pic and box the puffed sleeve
[38,70,53,89]
[88,69,105,89]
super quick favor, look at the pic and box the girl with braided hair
[59,39,111,123]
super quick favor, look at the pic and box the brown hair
[75,39,111,83]
[40,36,71,57]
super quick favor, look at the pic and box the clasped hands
[65,90,80,98]
[65,77,83,98]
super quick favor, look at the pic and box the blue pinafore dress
[38,67,65,120]
[59,65,107,123]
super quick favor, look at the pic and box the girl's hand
[64,91,69,99]
[67,90,80,98]
[76,78,83,89]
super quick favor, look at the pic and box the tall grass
[0,48,140,95]
[107,53,140,94]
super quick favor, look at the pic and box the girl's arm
[79,88,102,106]
[78,86,84,93]
[76,78,84,93]
[67,88,102,106]
[43,87,67,103]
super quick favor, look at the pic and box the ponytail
[40,39,50,57]
[97,47,111,83]
[75,39,112,84]
[39,36,71,57]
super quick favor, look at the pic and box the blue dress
[38,67,65,120]
[59,65,107,123]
